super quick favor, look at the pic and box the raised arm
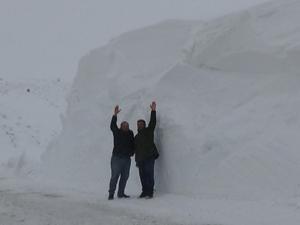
[148,101,156,131]
[110,105,121,132]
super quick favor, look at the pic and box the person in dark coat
[135,101,159,199]
[108,105,134,200]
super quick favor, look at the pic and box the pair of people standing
[108,101,159,200]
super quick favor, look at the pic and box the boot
[118,194,130,198]
[108,194,114,200]
[139,192,147,198]
[145,194,153,199]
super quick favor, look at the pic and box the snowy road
[1,177,300,225]
[0,186,176,225]
[0,177,191,225]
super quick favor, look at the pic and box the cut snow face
[184,0,300,74]
[42,0,300,199]
[0,77,70,176]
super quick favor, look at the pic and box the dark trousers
[138,157,155,196]
[109,155,131,196]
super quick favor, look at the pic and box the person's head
[120,121,129,132]
[137,119,146,131]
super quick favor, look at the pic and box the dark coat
[134,111,159,163]
[110,115,134,158]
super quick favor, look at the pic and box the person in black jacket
[108,105,134,200]
[135,101,159,199]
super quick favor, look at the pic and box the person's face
[120,121,129,132]
[137,120,146,131]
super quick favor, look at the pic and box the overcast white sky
[0,0,271,81]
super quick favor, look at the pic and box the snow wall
[42,0,300,199]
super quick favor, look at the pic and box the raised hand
[150,101,156,111]
[114,105,121,115]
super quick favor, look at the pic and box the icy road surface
[1,177,300,225]
[0,179,174,225]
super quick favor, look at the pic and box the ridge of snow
[41,0,300,200]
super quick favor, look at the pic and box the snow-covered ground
[2,0,300,224]
[1,177,300,225]
[0,178,176,225]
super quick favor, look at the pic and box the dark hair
[137,119,146,126]
[121,121,129,126]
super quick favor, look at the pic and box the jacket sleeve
[129,131,135,156]
[110,115,118,133]
[148,110,156,131]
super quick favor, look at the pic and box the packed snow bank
[185,0,300,74]
[0,78,69,176]
[42,0,300,199]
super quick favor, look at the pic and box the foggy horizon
[0,0,272,81]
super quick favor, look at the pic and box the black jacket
[110,115,134,157]
[134,111,159,163]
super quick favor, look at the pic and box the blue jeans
[138,157,155,195]
[109,155,131,196]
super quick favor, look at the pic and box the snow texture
[41,0,300,201]
[0,77,69,175]
[2,0,300,224]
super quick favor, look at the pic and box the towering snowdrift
[185,0,300,74]
[43,0,300,198]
